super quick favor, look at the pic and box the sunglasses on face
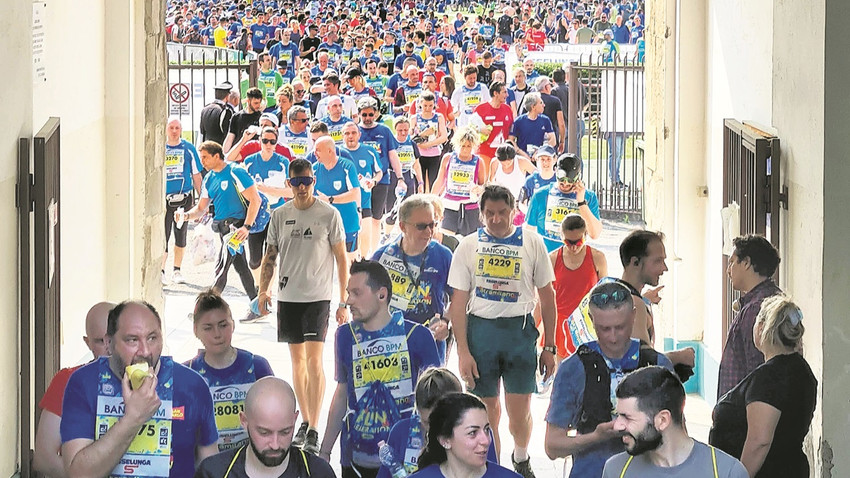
[565,237,585,247]
[556,170,579,184]
[261,138,276,144]
[589,289,629,307]
[407,221,436,231]
[361,112,375,117]
[289,176,315,187]
[292,118,308,123]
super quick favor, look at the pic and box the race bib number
[287,138,308,159]
[398,148,415,172]
[545,195,578,238]
[210,383,251,450]
[351,334,414,411]
[464,94,482,113]
[379,254,419,312]
[446,161,476,197]
[165,150,185,180]
[281,50,293,62]
[96,396,172,477]
[330,127,344,143]
[474,237,523,303]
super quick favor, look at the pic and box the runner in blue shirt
[410,393,519,478]
[268,29,300,68]
[320,95,354,146]
[185,291,274,451]
[249,13,269,53]
[377,368,498,478]
[508,92,555,160]
[312,136,362,254]
[371,195,453,362]
[526,154,603,252]
[60,301,219,478]
[163,118,202,285]
[178,142,261,321]
[342,122,383,252]
[318,260,441,478]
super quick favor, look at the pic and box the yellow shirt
[214,26,228,48]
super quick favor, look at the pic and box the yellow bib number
[477,254,521,280]
[214,401,245,431]
[451,169,472,184]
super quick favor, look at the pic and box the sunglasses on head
[289,176,315,187]
[261,138,276,144]
[407,221,436,231]
[589,289,629,307]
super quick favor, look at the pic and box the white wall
[701,0,774,357]
[0,0,33,472]
[31,0,111,366]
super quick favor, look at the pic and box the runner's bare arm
[430,154,452,196]
[631,296,653,346]
[259,244,279,295]
[544,421,622,460]
[33,411,67,478]
[318,383,348,462]
[332,239,350,309]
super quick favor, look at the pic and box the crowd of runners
[28,1,817,478]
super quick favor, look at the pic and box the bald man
[313,136,362,257]
[195,377,336,478]
[33,301,115,478]
[163,116,202,285]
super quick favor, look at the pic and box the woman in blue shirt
[411,393,519,478]
[186,291,274,452]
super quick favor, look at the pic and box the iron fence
[567,53,644,220]
[720,119,784,346]
[167,42,258,144]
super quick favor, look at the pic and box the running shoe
[172,270,185,284]
[303,429,320,455]
[512,454,536,478]
[240,310,264,324]
[292,422,309,448]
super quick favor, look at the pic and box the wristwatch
[243,222,254,229]
[329,196,335,204]
[576,200,588,207]
[542,345,557,355]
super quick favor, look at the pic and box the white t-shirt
[448,226,554,318]
[265,199,345,302]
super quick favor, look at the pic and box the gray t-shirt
[603,441,748,478]
[266,199,345,302]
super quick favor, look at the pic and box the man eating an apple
[60,300,220,478]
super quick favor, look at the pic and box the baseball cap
[604,28,614,37]
[277,59,289,68]
[534,144,557,159]
[259,112,280,127]
[345,68,364,80]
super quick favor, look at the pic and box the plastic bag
[190,217,219,266]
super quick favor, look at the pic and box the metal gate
[18,117,62,478]
[721,119,785,344]
[568,55,645,220]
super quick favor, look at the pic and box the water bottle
[378,441,408,478]
[175,207,185,229]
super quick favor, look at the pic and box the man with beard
[60,301,219,477]
[602,367,747,477]
[544,282,672,478]
[194,377,337,478]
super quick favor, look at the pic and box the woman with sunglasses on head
[550,214,607,360]
[371,194,454,363]
[709,296,817,478]
[525,153,602,253]
[411,393,518,478]
[186,290,275,452]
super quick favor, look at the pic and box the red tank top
[553,246,599,357]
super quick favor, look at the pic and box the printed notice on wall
[33,1,47,83]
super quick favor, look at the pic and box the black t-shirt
[477,64,498,86]
[194,445,336,478]
[300,36,321,62]
[497,14,513,35]
[228,110,262,140]
[541,93,563,140]
[709,353,817,478]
